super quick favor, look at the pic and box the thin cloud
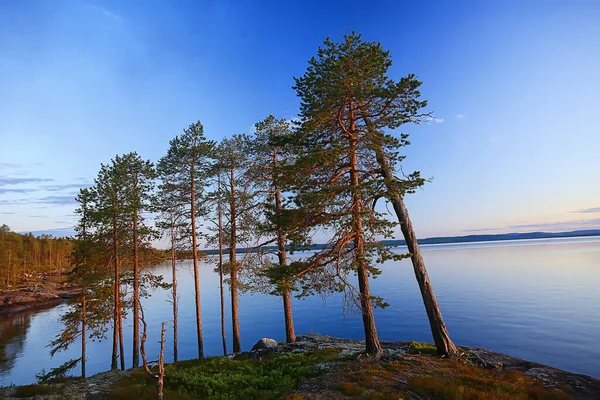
[0,177,53,186]
[85,3,123,22]
[0,211,16,215]
[462,227,503,233]
[456,114,466,119]
[425,117,444,124]
[42,183,91,191]
[0,188,37,194]
[0,162,23,168]
[510,218,600,232]
[38,195,77,205]
[572,207,600,214]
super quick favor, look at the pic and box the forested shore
[0,225,73,289]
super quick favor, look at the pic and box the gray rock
[251,337,278,351]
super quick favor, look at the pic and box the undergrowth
[111,348,340,400]
[333,356,571,399]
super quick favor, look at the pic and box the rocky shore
[1,335,599,399]
[0,282,80,314]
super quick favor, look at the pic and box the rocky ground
[1,335,599,399]
[0,281,80,314]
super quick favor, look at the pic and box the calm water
[1,236,599,385]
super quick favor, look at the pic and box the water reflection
[0,236,598,386]
[0,313,31,374]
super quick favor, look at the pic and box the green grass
[111,348,340,400]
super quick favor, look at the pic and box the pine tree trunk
[373,144,458,357]
[282,288,295,343]
[81,270,86,378]
[349,130,382,355]
[170,217,178,362]
[274,149,296,343]
[119,307,125,371]
[190,167,204,358]
[229,166,241,353]
[111,210,120,370]
[217,170,227,355]
[132,204,140,368]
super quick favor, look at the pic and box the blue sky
[1,0,599,239]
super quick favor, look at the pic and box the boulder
[251,338,278,351]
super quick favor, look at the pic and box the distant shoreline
[201,229,600,254]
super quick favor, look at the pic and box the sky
[1,0,599,240]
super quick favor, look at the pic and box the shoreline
[0,285,80,315]
[1,335,599,399]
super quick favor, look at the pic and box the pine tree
[155,161,188,362]
[119,152,157,368]
[157,121,215,358]
[247,115,307,343]
[293,32,457,356]
[215,134,260,353]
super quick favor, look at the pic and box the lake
[1,236,599,386]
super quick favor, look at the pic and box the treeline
[0,225,73,288]
[51,33,458,385]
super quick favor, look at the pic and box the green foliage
[35,358,80,383]
[112,349,339,400]
[405,341,438,355]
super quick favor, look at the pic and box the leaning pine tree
[294,32,458,357]
[289,35,415,356]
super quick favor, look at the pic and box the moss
[406,341,438,355]
[12,384,57,397]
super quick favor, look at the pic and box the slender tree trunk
[348,125,382,355]
[170,214,178,362]
[274,159,296,343]
[111,210,120,370]
[190,167,204,358]
[372,136,458,357]
[156,322,166,400]
[132,198,140,368]
[217,170,227,355]
[81,219,87,378]
[119,304,125,371]
[229,166,241,353]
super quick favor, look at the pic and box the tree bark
[349,129,382,355]
[229,165,241,353]
[132,177,140,368]
[119,308,125,371]
[170,214,178,362]
[217,169,227,355]
[111,209,120,370]
[190,166,204,358]
[373,144,458,357]
[274,147,296,343]
[81,280,86,378]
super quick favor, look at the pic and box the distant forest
[0,224,73,288]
